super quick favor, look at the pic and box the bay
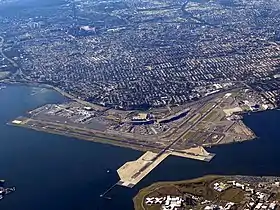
[0,84,279,210]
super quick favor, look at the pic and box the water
[0,85,280,210]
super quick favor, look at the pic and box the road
[0,36,18,68]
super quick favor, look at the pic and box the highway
[0,36,18,68]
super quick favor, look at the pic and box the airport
[10,87,274,188]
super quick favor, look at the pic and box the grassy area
[184,131,196,140]
[200,103,215,114]
[175,176,221,199]
[133,183,163,210]
[133,175,222,210]
[133,175,249,210]
[272,193,280,201]
[189,113,201,123]
[220,187,245,203]
[202,110,218,122]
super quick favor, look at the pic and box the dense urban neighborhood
[1,0,280,209]
[0,0,279,110]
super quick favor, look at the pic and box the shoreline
[3,81,278,191]
[0,80,95,106]
[1,79,277,115]
[133,174,280,210]
[7,120,150,153]
[3,80,276,156]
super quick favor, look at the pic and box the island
[133,175,280,210]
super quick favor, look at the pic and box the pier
[99,183,117,199]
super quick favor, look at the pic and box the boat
[0,85,6,90]
[0,180,16,201]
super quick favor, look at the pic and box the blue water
[0,85,280,210]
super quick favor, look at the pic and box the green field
[133,175,247,210]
